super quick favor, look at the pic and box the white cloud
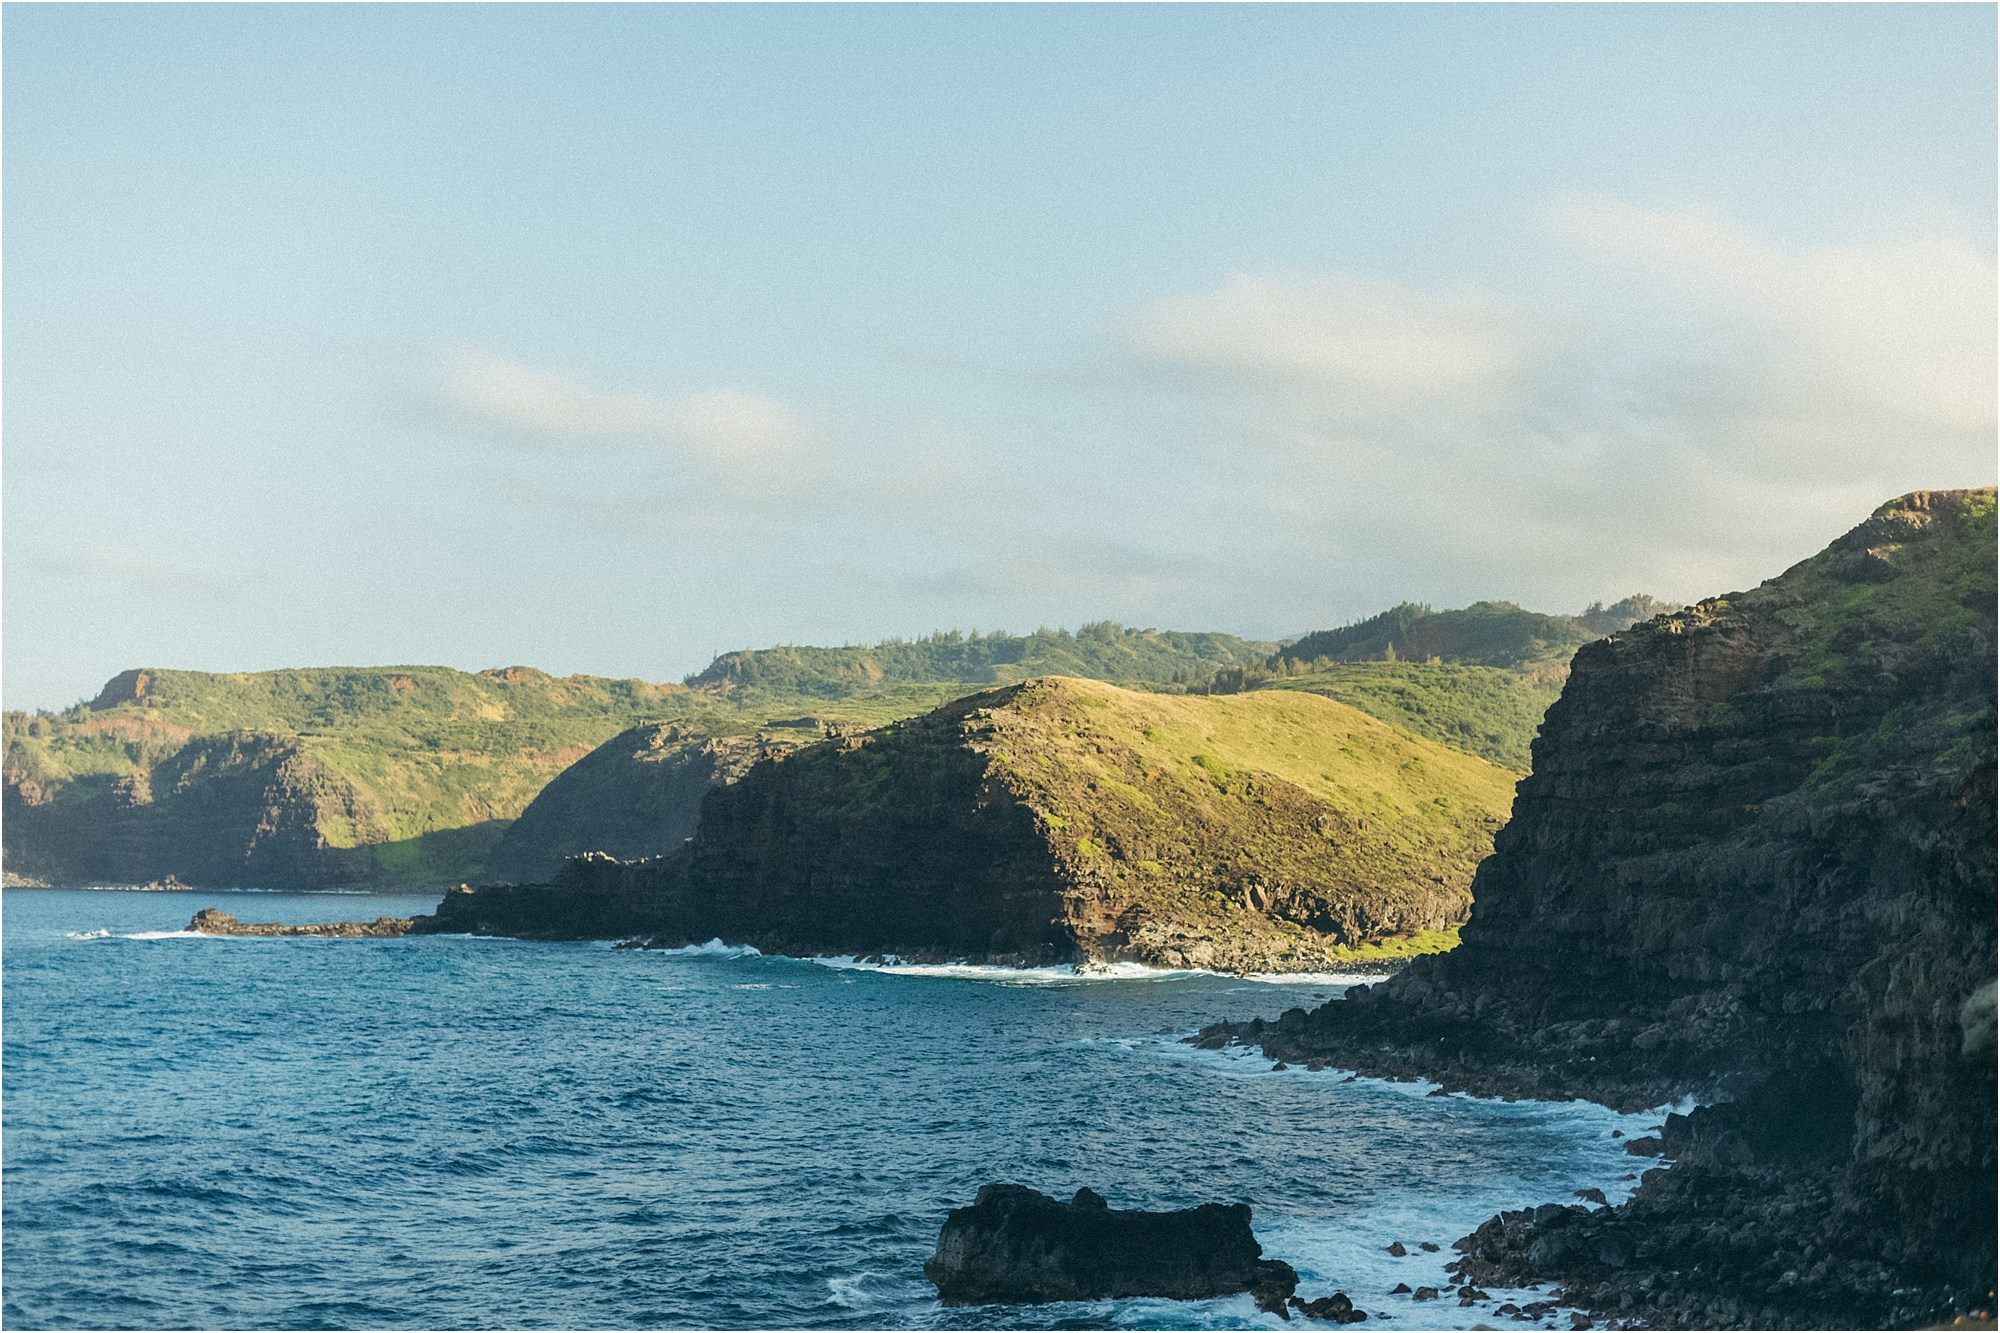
[29,546,230,600]
[1119,201,1996,611]
[1548,196,1996,450]
[439,347,815,467]
[1131,272,1534,415]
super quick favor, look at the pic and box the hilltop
[1274,595,1665,682]
[686,622,1280,700]
[429,676,1521,973]
[1167,597,1666,773]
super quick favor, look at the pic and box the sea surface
[3,888,1666,1331]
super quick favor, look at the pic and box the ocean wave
[809,954,1375,989]
[651,938,763,960]
[809,955,1185,985]
[65,928,111,940]
[117,930,209,940]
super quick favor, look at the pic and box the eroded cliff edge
[1198,489,1998,1328]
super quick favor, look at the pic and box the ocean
[3,888,1663,1330]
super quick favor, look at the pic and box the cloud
[29,546,230,600]
[1547,197,1995,444]
[1117,202,1996,611]
[438,347,816,467]
[1131,272,1534,415]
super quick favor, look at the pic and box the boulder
[924,1184,1298,1309]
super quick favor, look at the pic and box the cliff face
[1204,490,1997,1327]
[429,676,1520,971]
[3,664,681,887]
[2,732,397,888]
[478,725,806,884]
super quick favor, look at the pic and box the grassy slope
[975,677,1519,969]
[1243,662,1561,773]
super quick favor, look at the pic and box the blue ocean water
[3,889,1662,1331]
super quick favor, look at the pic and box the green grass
[1245,662,1561,772]
[1634,488,1995,795]
[965,677,1517,969]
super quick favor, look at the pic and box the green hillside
[1279,601,1599,678]
[3,599,1653,887]
[507,676,1521,972]
[1,627,1277,888]
[1148,596,1673,772]
[2,666,690,886]
[688,622,1280,700]
[1254,663,1560,773]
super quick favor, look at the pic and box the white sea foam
[808,954,1380,989]
[823,1270,919,1311]
[118,930,208,940]
[652,938,762,960]
[65,928,111,940]
[810,955,1191,985]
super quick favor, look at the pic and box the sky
[4,3,1995,711]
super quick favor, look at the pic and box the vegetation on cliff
[1274,596,1663,680]
[442,676,1519,973]
[1,665,685,886]
[6,594,1637,887]
[1201,489,1998,1328]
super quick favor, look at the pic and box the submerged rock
[924,1184,1298,1309]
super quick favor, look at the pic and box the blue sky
[5,4,1995,710]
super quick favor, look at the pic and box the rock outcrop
[478,725,805,884]
[423,677,1519,971]
[924,1184,1298,1310]
[186,908,415,937]
[1195,490,1998,1328]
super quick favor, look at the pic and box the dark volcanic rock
[1193,490,1998,1328]
[479,725,805,885]
[924,1184,1298,1309]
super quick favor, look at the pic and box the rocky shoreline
[1192,491,1999,1330]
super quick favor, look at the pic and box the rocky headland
[1194,489,1998,1328]
[415,676,1519,970]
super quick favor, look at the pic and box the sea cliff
[421,677,1519,971]
[1198,489,1998,1328]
